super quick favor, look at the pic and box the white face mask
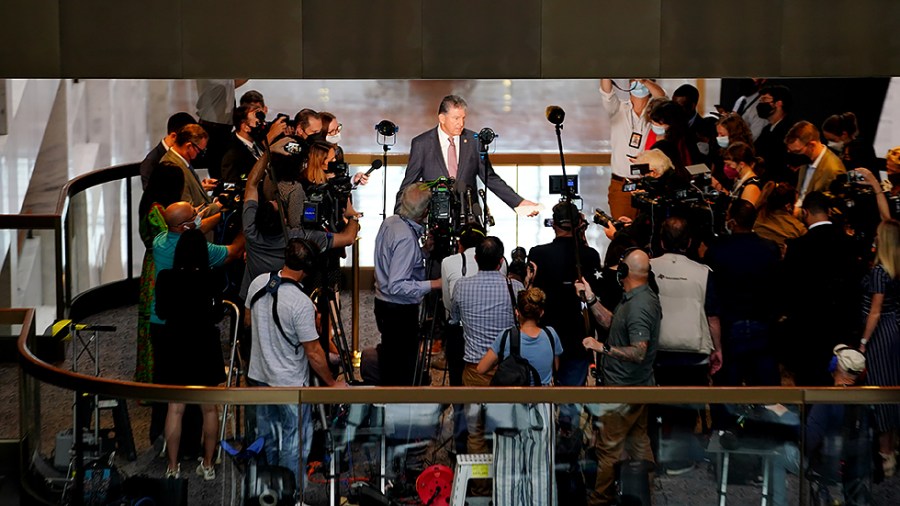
[827,140,845,152]
[650,124,667,136]
[716,136,730,148]
[326,133,342,144]
[193,214,202,229]
[696,142,709,156]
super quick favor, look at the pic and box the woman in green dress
[136,163,184,382]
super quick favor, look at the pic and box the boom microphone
[545,105,565,125]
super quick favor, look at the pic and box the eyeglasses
[329,123,343,136]
[190,142,208,158]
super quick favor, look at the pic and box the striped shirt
[450,270,523,363]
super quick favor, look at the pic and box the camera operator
[160,124,222,218]
[374,184,442,386]
[240,152,361,302]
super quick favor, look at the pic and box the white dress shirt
[599,88,651,178]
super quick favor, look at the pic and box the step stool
[450,454,494,506]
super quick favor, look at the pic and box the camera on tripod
[424,178,463,260]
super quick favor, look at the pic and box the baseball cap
[833,344,866,374]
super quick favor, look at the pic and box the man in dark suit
[754,85,793,184]
[221,105,264,183]
[140,112,196,190]
[781,191,862,386]
[396,95,538,215]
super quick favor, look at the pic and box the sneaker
[665,460,695,476]
[196,459,216,481]
[164,463,180,479]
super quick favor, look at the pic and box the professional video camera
[424,177,462,260]
[217,181,245,211]
[302,160,354,233]
[825,169,884,246]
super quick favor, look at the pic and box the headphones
[284,238,318,272]
[616,247,641,285]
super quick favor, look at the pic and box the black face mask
[306,132,326,144]
[786,152,812,167]
[756,102,775,119]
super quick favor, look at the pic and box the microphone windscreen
[545,105,565,125]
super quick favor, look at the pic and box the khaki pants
[588,404,654,506]
[607,178,638,222]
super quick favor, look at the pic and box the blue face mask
[193,214,202,229]
[631,83,650,98]
[716,135,730,148]
[650,123,667,136]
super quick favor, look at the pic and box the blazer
[139,141,168,190]
[160,149,220,215]
[221,134,260,183]
[395,127,522,212]
[796,148,846,195]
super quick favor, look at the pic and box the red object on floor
[416,464,453,505]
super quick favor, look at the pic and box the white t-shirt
[247,271,319,387]
[195,79,235,124]
[599,89,651,178]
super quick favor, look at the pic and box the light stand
[375,120,399,220]
[546,105,599,385]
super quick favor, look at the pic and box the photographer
[240,152,361,302]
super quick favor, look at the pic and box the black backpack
[490,327,550,386]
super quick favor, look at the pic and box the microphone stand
[552,121,600,386]
[479,144,493,228]
[380,142,390,220]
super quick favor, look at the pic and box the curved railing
[6,153,900,505]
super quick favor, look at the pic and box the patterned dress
[861,264,900,432]
[135,203,166,383]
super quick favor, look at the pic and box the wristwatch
[860,338,869,345]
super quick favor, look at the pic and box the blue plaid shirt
[450,270,523,363]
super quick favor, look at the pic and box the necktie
[447,136,458,178]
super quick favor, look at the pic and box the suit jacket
[754,118,792,183]
[395,127,522,212]
[781,222,862,384]
[160,149,220,215]
[796,148,846,195]
[221,134,260,183]
[140,141,168,190]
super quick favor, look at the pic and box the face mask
[723,164,740,179]
[696,142,709,156]
[631,83,650,99]
[756,102,774,119]
[827,140,845,152]
[650,124,667,136]
[193,214,202,229]
[306,131,326,143]
[716,135,730,148]
[326,133,342,144]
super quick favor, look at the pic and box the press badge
[629,132,643,149]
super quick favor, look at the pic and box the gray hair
[398,184,432,220]
[438,95,467,115]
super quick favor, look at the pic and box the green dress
[135,203,166,383]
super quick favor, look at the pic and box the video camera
[302,160,354,233]
[217,181,245,211]
[425,178,462,260]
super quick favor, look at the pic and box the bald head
[164,201,196,232]
[624,249,651,283]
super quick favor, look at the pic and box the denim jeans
[256,400,312,487]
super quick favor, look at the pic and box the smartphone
[630,163,650,176]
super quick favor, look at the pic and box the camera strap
[506,275,519,329]
[249,271,304,355]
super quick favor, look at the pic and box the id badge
[629,132,643,149]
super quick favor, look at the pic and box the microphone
[546,105,565,125]
[352,159,383,189]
